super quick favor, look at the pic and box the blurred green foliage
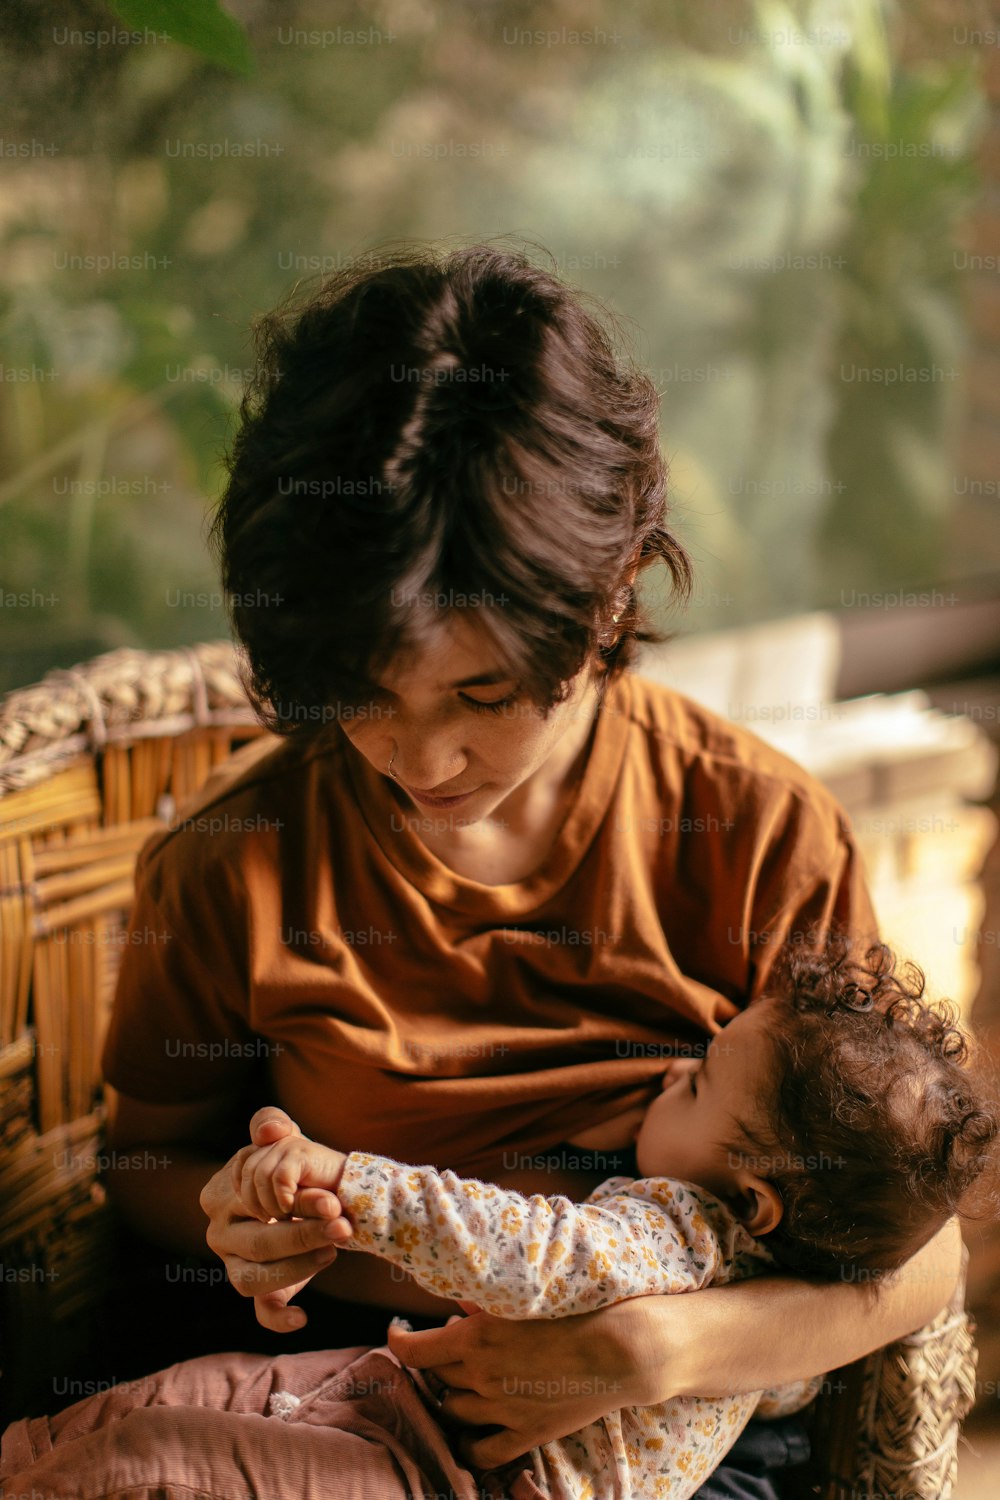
[107,0,254,77]
[0,0,991,691]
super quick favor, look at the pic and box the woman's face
[336,612,602,824]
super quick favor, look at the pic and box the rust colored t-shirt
[101,669,879,1176]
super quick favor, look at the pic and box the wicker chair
[0,640,980,1497]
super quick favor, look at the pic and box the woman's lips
[401,783,480,808]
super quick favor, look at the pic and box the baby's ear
[735,1175,783,1236]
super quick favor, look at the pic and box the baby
[237,934,999,1500]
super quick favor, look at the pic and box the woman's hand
[388,1298,664,1470]
[199,1106,352,1332]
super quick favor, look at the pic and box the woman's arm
[104,1086,246,1253]
[654,1215,965,1401]
[391,1216,965,1469]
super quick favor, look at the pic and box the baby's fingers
[251,1157,302,1223]
[262,1150,311,1221]
[662,1056,701,1083]
[238,1142,299,1223]
[293,1187,353,1239]
[230,1145,275,1222]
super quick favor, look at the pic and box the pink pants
[0,1344,545,1500]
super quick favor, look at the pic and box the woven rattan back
[786,1243,977,1499]
[0,641,270,1415]
[0,641,981,1495]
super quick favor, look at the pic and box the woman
[29,242,961,1498]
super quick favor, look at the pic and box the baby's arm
[237,1130,826,1414]
[237,1130,768,1319]
[330,1154,748,1318]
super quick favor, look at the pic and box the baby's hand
[656,1056,704,1092]
[660,1056,702,1087]
[235,1119,352,1246]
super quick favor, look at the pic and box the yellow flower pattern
[499,1204,523,1234]
[390,1223,419,1254]
[336,1153,826,1499]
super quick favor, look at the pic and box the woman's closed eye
[365,683,522,717]
[463,692,519,715]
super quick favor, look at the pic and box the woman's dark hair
[208,237,692,737]
[730,930,1000,1286]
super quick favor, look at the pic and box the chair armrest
[785,1242,977,1500]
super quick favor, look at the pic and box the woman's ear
[734,1174,783,1235]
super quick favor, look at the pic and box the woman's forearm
[639,1217,965,1403]
[104,1147,227,1255]
[313,1245,461,1316]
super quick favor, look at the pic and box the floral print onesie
[334,1152,824,1500]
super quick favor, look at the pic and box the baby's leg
[1,1345,482,1500]
[4,1403,415,1500]
[2,1348,349,1498]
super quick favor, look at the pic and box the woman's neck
[489,674,602,841]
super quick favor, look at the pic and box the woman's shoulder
[132,728,344,899]
[622,670,852,837]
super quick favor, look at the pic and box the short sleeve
[744,800,881,1003]
[101,838,257,1105]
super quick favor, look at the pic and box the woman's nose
[388,742,467,790]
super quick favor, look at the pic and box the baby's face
[634,997,776,1211]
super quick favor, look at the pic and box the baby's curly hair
[729,930,1000,1285]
